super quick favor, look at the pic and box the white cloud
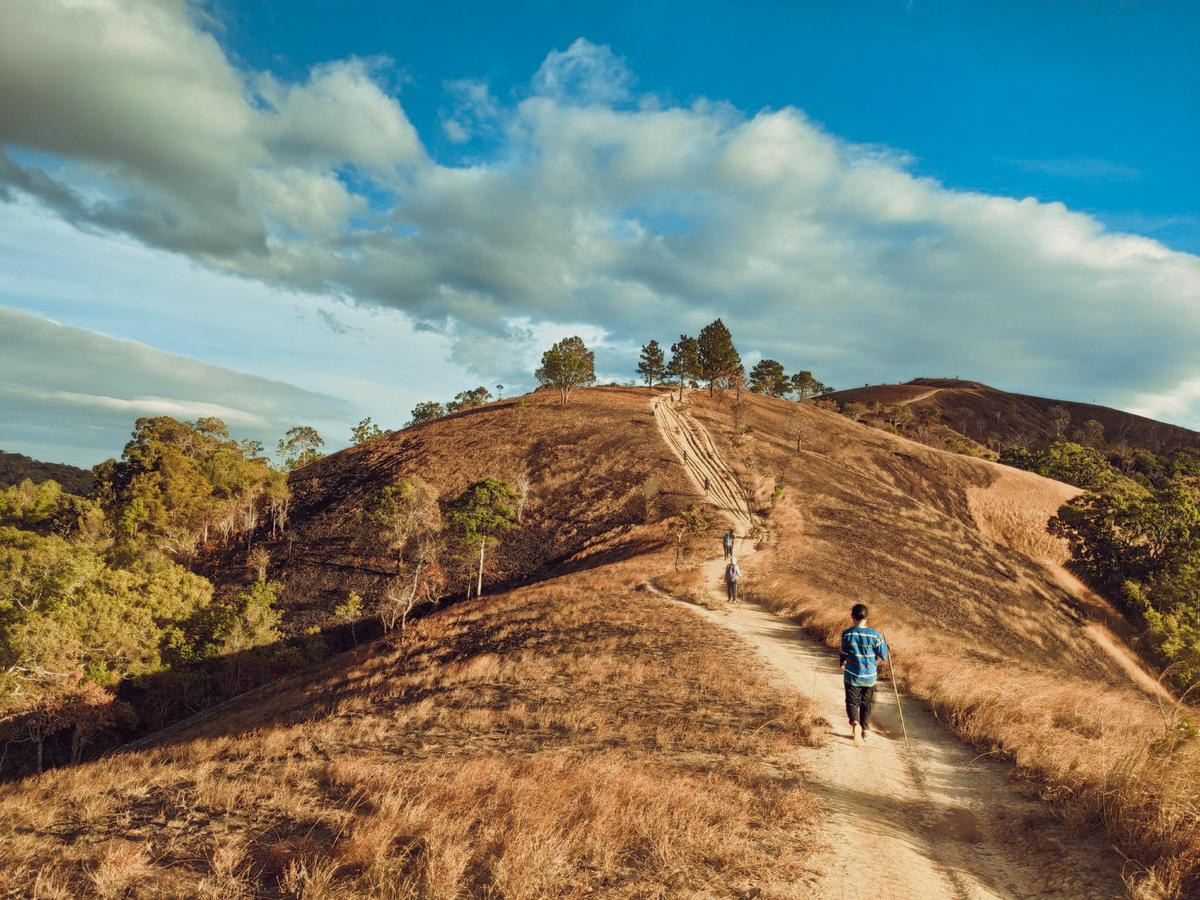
[531,39,634,105]
[0,306,352,466]
[2,6,1199,433]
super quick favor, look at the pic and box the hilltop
[1,386,1195,896]
[829,378,1200,455]
[0,449,93,494]
[201,388,684,630]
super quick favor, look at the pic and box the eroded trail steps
[648,394,1123,899]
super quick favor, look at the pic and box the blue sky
[221,0,1199,251]
[1,0,1198,466]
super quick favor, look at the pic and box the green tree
[1047,404,1071,439]
[368,477,441,569]
[697,319,742,396]
[914,406,942,440]
[790,371,827,401]
[536,336,596,406]
[637,340,667,387]
[407,401,446,427]
[95,416,281,563]
[669,503,716,570]
[666,335,700,401]
[446,478,518,599]
[335,591,364,645]
[1074,419,1106,448]
[447,387,492,412]
[749,359,790,396]
[351,417,384,445]
[276,426,325,470]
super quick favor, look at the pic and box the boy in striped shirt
[840,603,889,748]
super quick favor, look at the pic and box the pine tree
[697,319,742,395]
[636,340,666,387]
[749,359,789,396]
[666,335,700,401]
[790,371,828,401]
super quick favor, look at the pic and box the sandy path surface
[650,396,1124,899]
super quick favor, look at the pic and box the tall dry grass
[0,555,824,898]
[752,569,1200,896]
[691,388,1200,898]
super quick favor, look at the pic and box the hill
[1,386,1195,896]
[829,377,1200,456]
[0,449,93,494]
[200,388,684,630]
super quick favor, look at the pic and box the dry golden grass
[224,387,684,630]
[687,389,1200,897]
[0,553,823,898]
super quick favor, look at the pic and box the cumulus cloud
[0,307,350,466]
[2,3,1199,428]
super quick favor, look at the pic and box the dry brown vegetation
[686,388,1200,897]
[0,552,824,898]
[830,377,1200,454]
[209,388,685,631]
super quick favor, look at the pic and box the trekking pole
[880,631,911,753]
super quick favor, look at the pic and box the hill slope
[0,448,93,494]
[829,378,1200,454]
[2,387,1195,896]
[202,388,683,629]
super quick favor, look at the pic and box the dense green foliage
[1004,440,1200,690]
[666,335,702,399]
[276,425,325,470]
[351,417,386,444]
[448,386,493,412]
[0,417,301,773]
[95,416,288,563]
[637,340,666,387]
[697,319,743,395]
[748,359,789,397]
[535,336,596,406]
[407,400,447,426]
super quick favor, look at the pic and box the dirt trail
[649,395,1124,898]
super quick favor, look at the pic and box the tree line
[1000,434,1200,691]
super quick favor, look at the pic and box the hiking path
[649,394,1123,899]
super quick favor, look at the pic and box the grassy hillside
[0,555,824,896]
[3,385,1197,895]
[684,389,1199,895]
[202,388,684,630]
[830,378,1200,455]
[0,449,93,494]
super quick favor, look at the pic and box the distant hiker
[722,529,734,560]
[703,475,710,492]
[683,449,689,464]
[840,603,890,747]
[725,556,742,602]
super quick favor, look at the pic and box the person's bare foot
[852,723,864,747]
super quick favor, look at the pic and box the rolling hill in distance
[830,377,1200,457]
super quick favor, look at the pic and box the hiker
[683,449,689,464]
[725,555,741,602]
[722,529,734,560]
[703,475,710,492]
[839,603,889,747]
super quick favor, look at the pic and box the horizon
[2,0,1198,467]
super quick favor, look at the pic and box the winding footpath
[649,395,1123,899]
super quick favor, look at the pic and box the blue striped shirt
[840,626,889,686]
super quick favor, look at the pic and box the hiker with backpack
[725,556,742,602]
[722,529,734,560]
[840,603,890,747]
